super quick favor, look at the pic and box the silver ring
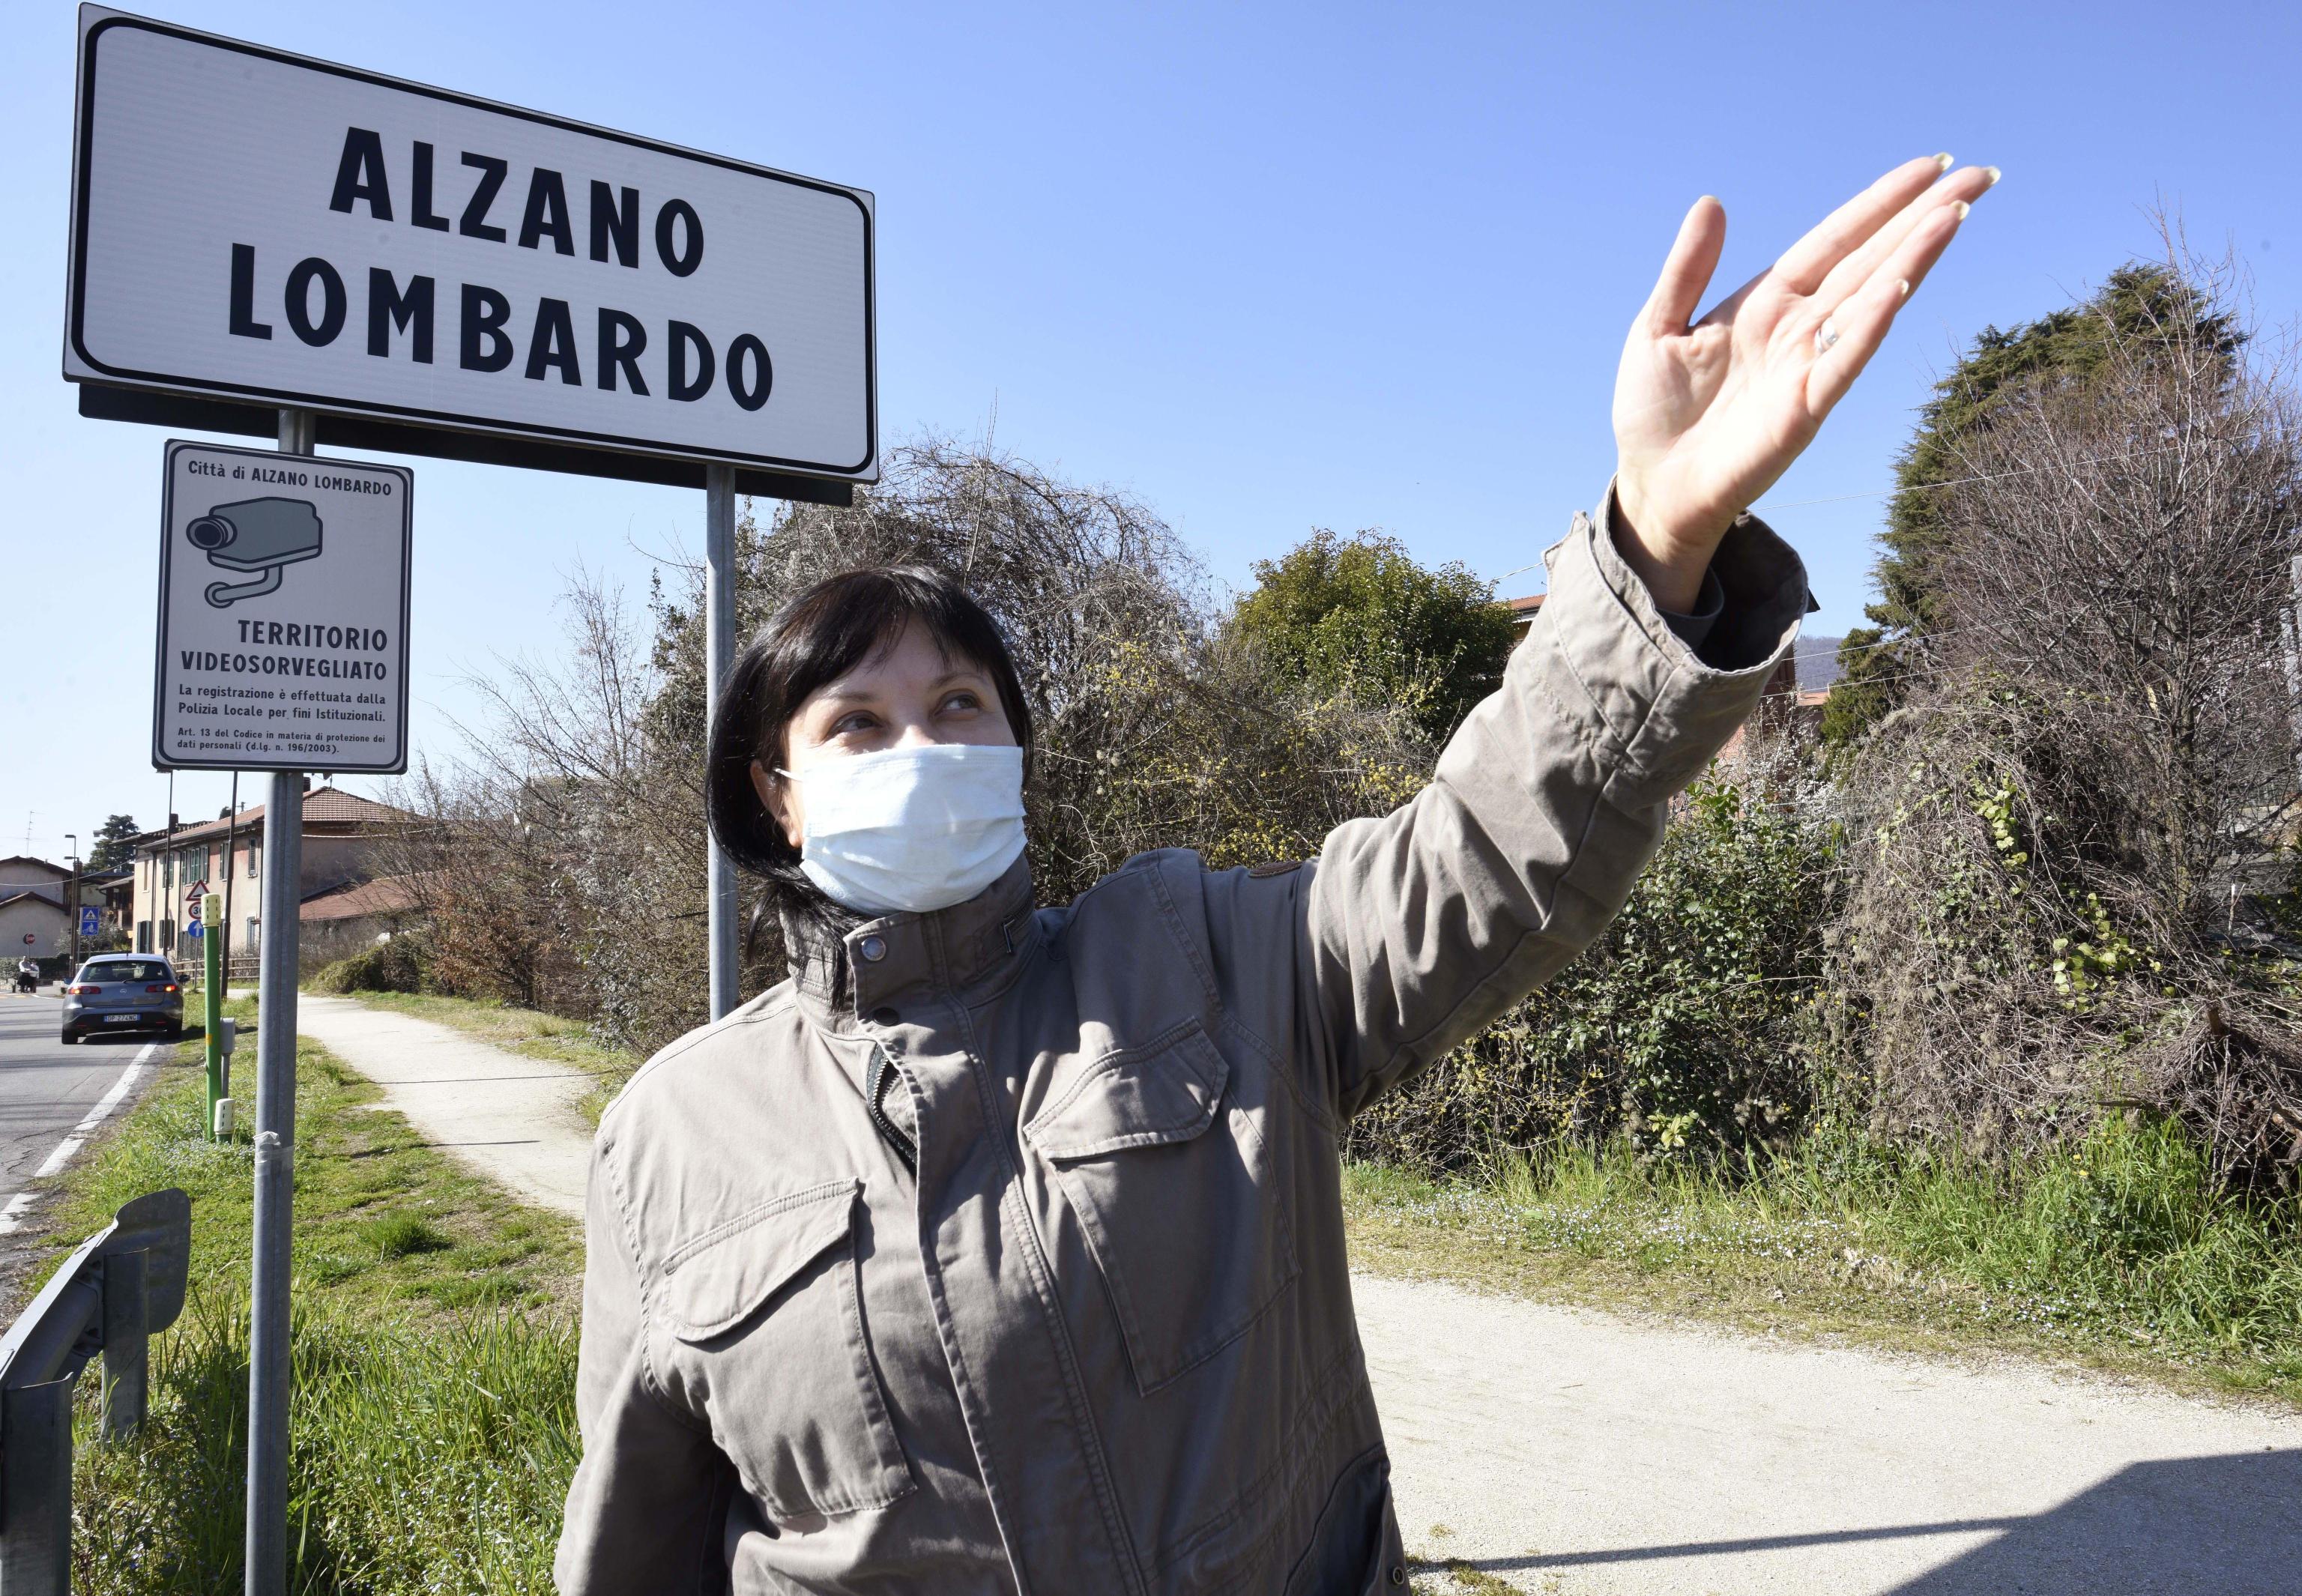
[1815,321,1840,354]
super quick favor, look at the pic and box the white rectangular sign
[69,7,876,483]
[155,440,412,773]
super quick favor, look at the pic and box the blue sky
[4,0,2296,862]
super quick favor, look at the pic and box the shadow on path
[1430,1449,2302,1595]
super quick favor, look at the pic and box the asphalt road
[0,992,162,1256]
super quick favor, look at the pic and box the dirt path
[299,997,2302,1592]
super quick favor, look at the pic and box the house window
[162,853,172,888]
[248,845,259,877]
[246,917,260,954]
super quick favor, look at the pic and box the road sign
[19,934,33,946]
[154,440,411,773]
[79,907,100,939]
[65,6,876,487]
[184,920,204,939]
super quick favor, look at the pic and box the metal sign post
[242,407,312,1596]
[201,890,223,1133]
[705,466,739,1019]
[2282,552,2302,792]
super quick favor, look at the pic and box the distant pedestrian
[557,154,1997,1595]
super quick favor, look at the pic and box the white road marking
[0,1043,159,1234]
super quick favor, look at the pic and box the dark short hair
[706,566,1033,910]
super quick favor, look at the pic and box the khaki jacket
[556,499,1807,1595]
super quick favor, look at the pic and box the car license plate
[105,1014,139,1024]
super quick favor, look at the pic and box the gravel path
[299,997,2302,1592]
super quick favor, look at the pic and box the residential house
[129,786,417,976]
[1503,593,1544,640]
[300,874,428,965]
[0,856,103,965]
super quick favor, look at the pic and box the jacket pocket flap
[1024,1022,1229,1161]
[662,1179,860,1342]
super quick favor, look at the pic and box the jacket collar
[784,853,1039,1031]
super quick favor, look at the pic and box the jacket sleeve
[555,1137,735,1595]
[1296,486,1810,1119]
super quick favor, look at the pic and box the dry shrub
[1834,244,2302,1188]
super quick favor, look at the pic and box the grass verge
[49,1001,582,1593]
[1344,1116,2302,1409]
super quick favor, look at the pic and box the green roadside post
[202,892,223,1139]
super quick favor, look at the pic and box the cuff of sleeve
[1520,479,1810,794]
[1657,566,1726,653]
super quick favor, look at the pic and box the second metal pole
[2281,552,2302,794]
[704,465,739,1021]
[244,408,313,1596]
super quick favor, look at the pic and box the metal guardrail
[0,1189,191,1592]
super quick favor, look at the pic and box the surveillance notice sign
[154,439,411,773]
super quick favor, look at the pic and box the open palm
[1612,155,1998,609]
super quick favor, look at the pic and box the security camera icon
[186,498,324,608]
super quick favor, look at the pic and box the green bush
[1350,775,1840,1171]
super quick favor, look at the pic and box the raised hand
[1610,155,1999,611]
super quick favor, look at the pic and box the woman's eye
[940,692,982,714]
[832,711,879,736]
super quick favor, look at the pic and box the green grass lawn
[1344,1119,2302,1409]
[50,1002,583,1594]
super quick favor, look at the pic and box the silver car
[61,955,184,1043]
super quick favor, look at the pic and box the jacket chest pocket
[1024,1019,1300,1395]
[659,1178,914,1521]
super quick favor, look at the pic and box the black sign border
[72,9,877,483]
[154,438,415,776]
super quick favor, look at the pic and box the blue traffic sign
[79,907,100,939]
[184,921,204,939]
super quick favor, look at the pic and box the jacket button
[1388,1568,1405,1587]
[857,934,887,963]
[869,1005,900,1026]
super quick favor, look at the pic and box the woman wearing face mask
[558,156,1996,1595]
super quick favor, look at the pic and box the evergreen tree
[1227,529,1517,746]
[1822,265,2244,748]
[86,813,142,871]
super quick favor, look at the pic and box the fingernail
[1897,279,1912,300]
[1952,199,1971,220]
[1934,152,1954,172]
[1983,166,2002,187]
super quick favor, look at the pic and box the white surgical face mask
[779,743,1027,916]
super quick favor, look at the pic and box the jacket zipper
[864,1045,917,1176]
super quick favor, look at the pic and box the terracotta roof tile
[141,787,415,847]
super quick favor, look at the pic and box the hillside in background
[1796,635,1843,692]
